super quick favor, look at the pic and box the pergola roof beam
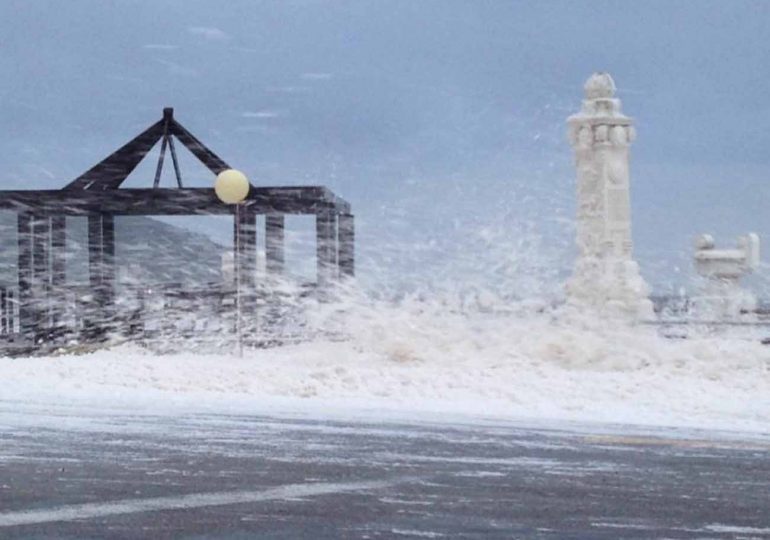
[63,108,231,192]
[0,187,350,216]
[63,120,166,192]
[169,118,230,175]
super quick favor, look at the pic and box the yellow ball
[215,169,250,204]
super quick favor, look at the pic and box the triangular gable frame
[64,108,230,192]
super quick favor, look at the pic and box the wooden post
[0,288,6,335]
[31,214,51,339]
[7,289,15,334]
[265,214,285,276]
[86,213,116,338]
[50,216,66,330]
[234,205,258,344]
[88,214,103,290]
[316,211,337,286]
[17,212,34,339]
[338,213,355,278]
[86,214,103,338]
[236,206,257,293]
[102,214,116,312]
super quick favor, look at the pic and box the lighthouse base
[566,256,654,320]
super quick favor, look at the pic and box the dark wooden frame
[0,108,354,350]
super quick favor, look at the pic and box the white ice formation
[692,233,760,319]
[565,73,653,319]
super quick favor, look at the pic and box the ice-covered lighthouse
[565,73,653,318]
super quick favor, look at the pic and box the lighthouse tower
[565,73,653,318]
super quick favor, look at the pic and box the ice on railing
[691,233,761,320]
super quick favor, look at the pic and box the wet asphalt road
[0,405,769,539]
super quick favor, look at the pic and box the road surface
[0,402,768,538]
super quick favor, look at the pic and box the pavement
[0,403,769,539]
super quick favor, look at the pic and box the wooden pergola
[0,108,354,350]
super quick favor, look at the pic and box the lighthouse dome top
[584,72,616,99]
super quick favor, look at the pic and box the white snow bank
[1,304,768,434]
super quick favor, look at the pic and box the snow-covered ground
[2,303,768,435]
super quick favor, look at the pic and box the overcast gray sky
[1,0,769,294]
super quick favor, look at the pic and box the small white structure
[565,73,653,318]
[692,233,760,319]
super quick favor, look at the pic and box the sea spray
[2,291,767,431]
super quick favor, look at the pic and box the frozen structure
[0,108,355,354]
[565,73,653,318]
[691,233,760,319]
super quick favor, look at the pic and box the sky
[1,0,769,295]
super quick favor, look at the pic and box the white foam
[1,299,768,434]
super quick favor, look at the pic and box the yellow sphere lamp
[215,169,250,204]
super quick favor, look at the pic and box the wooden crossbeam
[0,187,350,215]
